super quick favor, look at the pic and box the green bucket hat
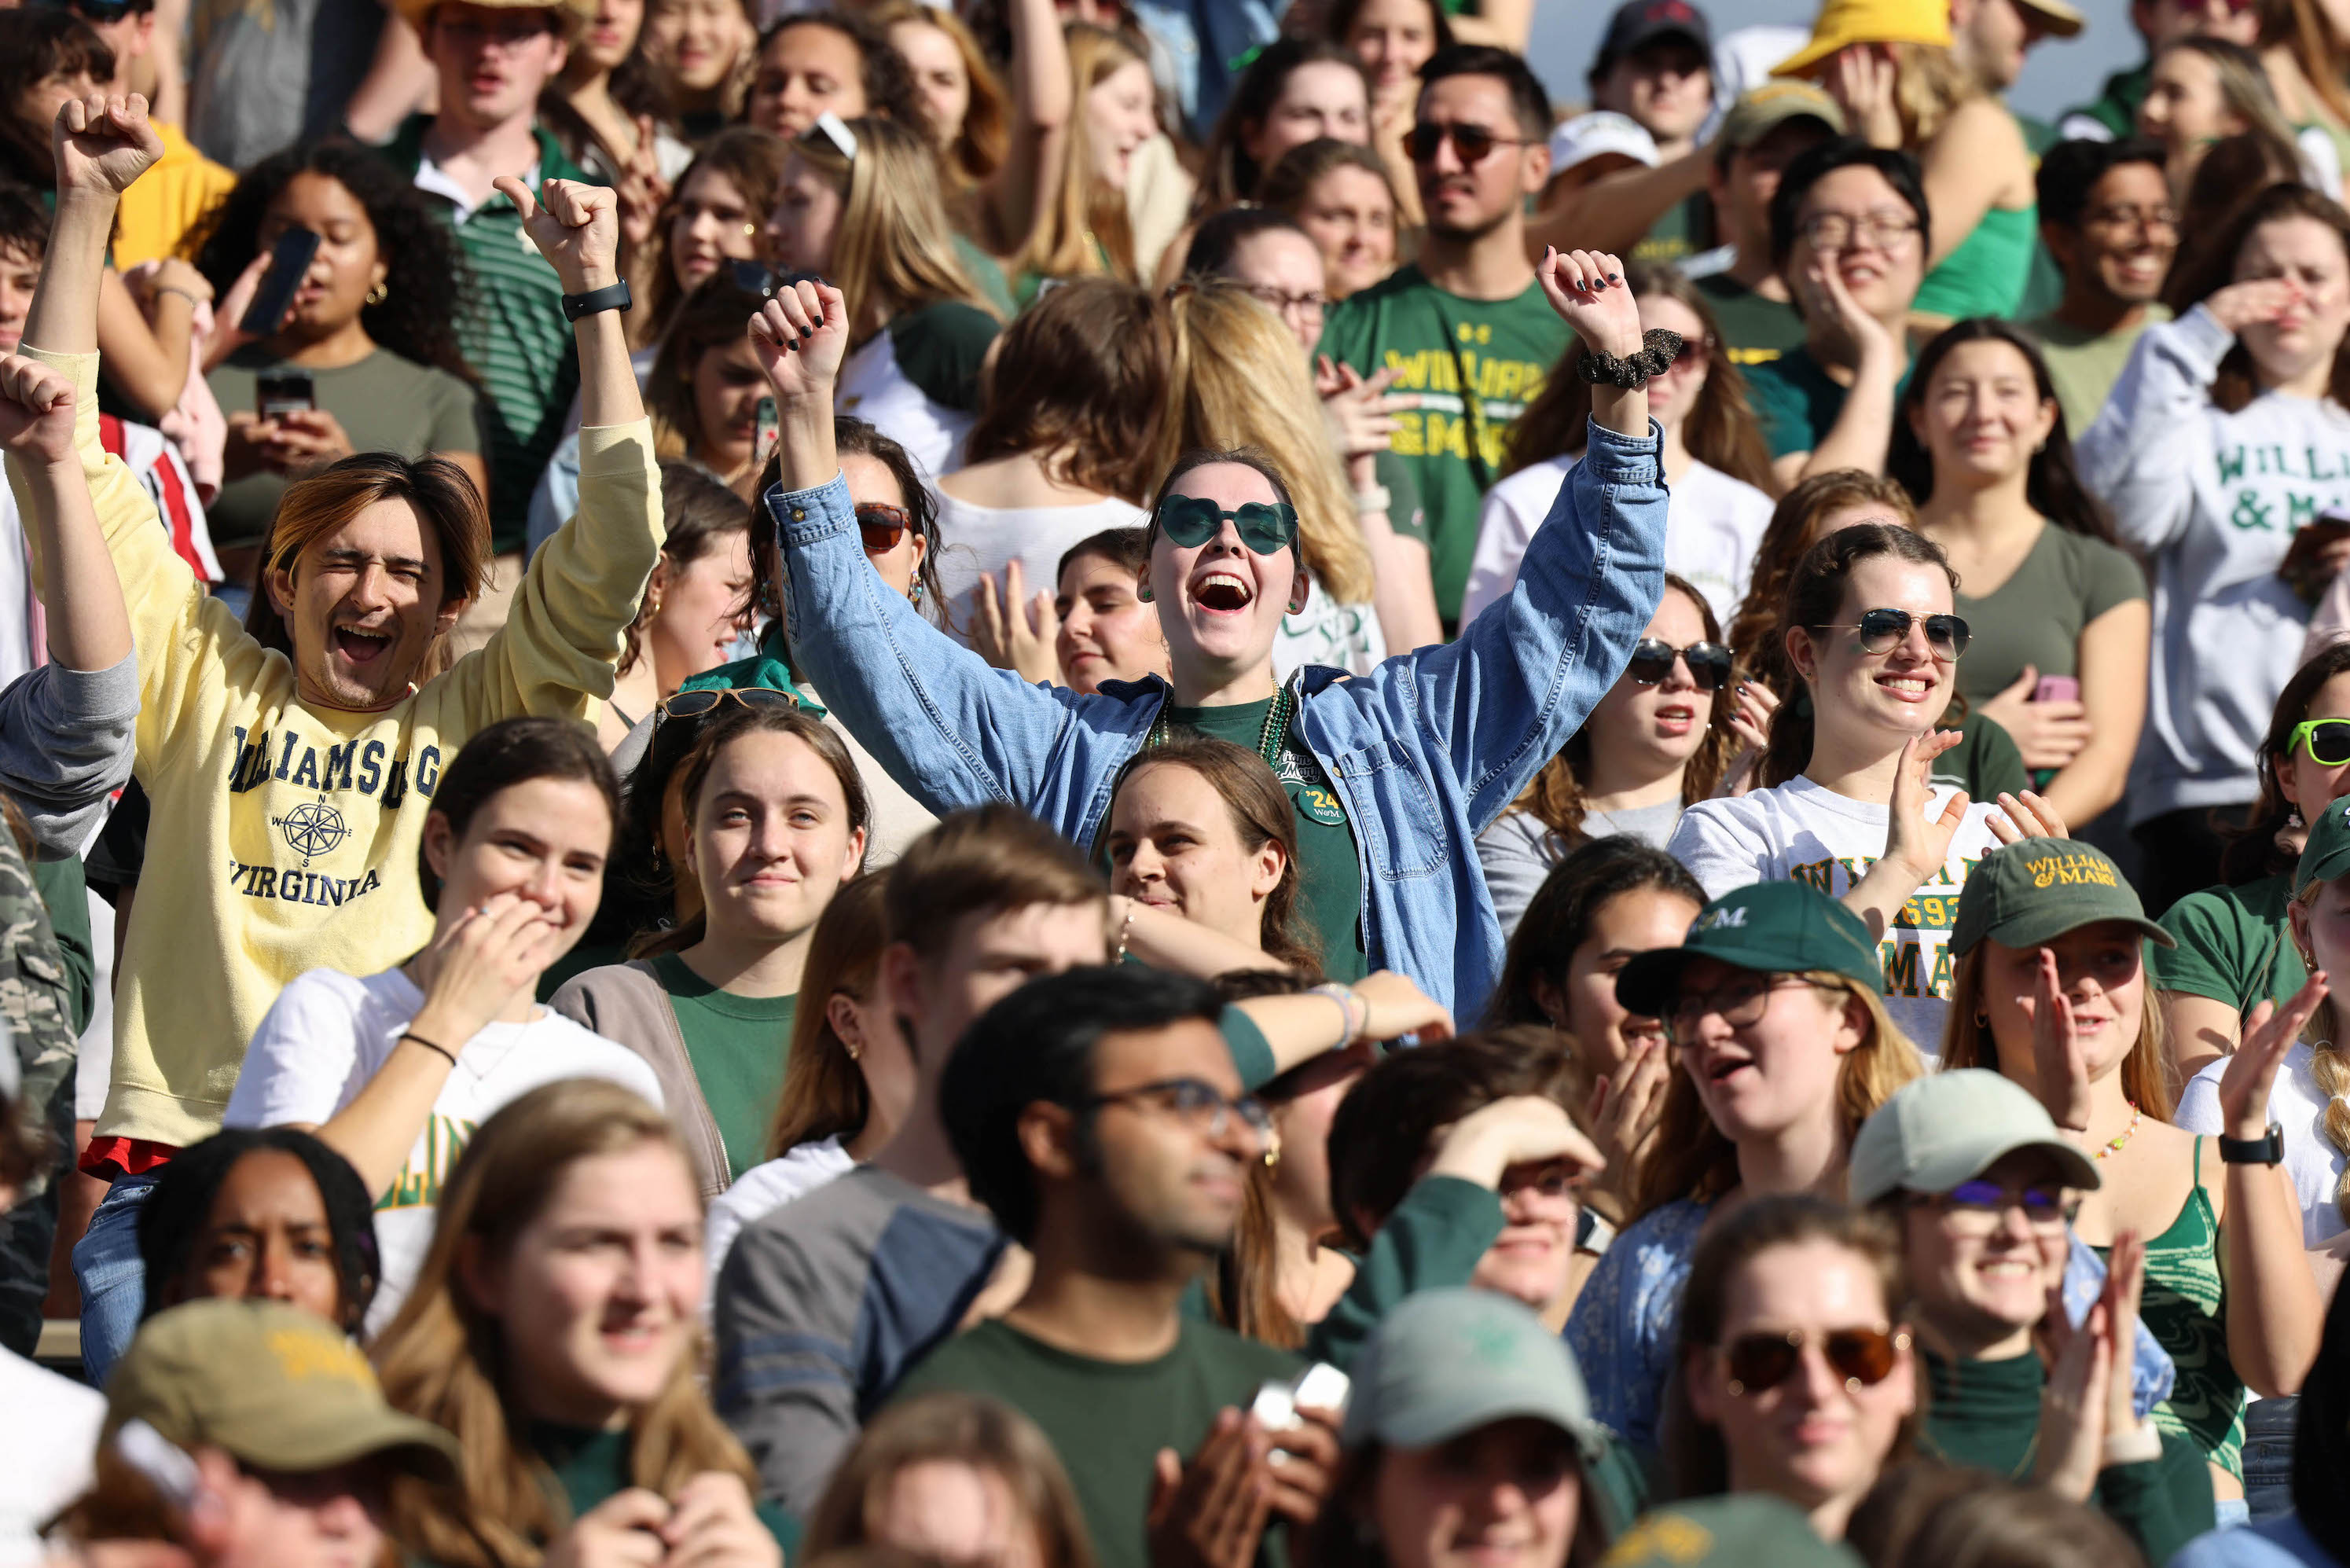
[2295,794,2350,897]
[1599,1496,1863,1568]
[1615,881,1884,1019]
[1848,1068,2101,1206]
[1950,838,2174,957]
[1344,1287,1606,1460]
[105,1300,461,1481]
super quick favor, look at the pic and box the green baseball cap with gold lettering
[1949,838,2174,957]
[105,1300,461,1479]
[1615,880,1883,1019]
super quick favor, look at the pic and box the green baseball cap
[1345,1288,1605,1460]
[1848,1068,2100,1206]
[1615,881,1884,1019]
[105,1300,461,1480]
[2295,794,2350,896]
[1950,838,2174,957]
[1717,83,1847,152]
[1600,1496,1863,1568]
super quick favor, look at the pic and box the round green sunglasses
[1155,494,1300,556]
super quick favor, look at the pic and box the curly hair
[189,139,474,384]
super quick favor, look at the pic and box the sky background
[1525,0,2144,123]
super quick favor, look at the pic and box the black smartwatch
[2219,1121,2286,1166]
[560,280,633,321]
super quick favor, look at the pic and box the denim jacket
[766,419,1669,1019]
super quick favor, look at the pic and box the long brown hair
[1665,1194,1915,1502]
[1107,735,1321,973]
[787,113,999,339]
[1888,319,2117,538]
[1023,23,1145,282]
[1510,575,1735,845]
[640,127,791,347]
[1633,974,1924,1221]
[2264,0,2350,125]
[963,278,1172,502]
[2164,178,2350,413]
[765,870,890,1159]
[1725,471,1918,698]
[622,465,752,679]
[374,1080,757,1568]
[1939,943,2176,1120]
[1193,39,1371,214]
[1757,524,1960,790]
[867,0,1012,190]
[2223,641,2350,884]
[1504,262,1775,495]
[648,274,775,466]
[805,1393,1097,1568]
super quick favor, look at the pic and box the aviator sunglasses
[1721,1325,1909,1397]
[1817,608,1971,662]
[1155,494,1300,556]
[1627,638,1734,690]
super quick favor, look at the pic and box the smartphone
[239,226,322,338]
[255,369,316,417]
[2031,675,2080,704]
[755,396,779,467]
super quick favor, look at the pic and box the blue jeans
[2242,1396,2298,1524]
[71,1172,156,1386]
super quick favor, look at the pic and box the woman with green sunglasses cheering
[741,245,1666,1017]
[1667,523,2065,1052]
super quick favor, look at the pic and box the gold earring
[365,280,389,305]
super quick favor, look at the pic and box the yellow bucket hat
[1772,0,1954,79]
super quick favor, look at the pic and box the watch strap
[2218,1121,2286,1165]
[560,280,633,321]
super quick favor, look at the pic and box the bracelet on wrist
[398,1030,459,1068]
[152,285,201,307]
[1353,484,1392,516]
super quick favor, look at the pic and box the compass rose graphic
[274,800,349,866]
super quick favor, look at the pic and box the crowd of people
[9,0,2350,1566]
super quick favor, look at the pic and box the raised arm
[984,0,1074,261]
[2076,300,2267,554]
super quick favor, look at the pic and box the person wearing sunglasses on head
[1937,834,2323,1522]
[1849,1069,2216,1563]
[749,237,1664,1019]
[1476,573,1735,940]
[1666,522,2063,1053]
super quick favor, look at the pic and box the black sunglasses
[1626,638,1733,690]
[1722,1326,1908,1397]
[1155,494,1299,556]
[1405,122,1529,164]
[1818,608,1971,661]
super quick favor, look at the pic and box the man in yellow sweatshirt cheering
[7,91,663,1382]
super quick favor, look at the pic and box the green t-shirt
[527,1423,801,1555]
[893,1318,1302,1568]
[204,345,484,550]
[1952,522,2147,706]
[2154,872,2302,1017]
[2025,308,2170,442]
[649,953,796,1178]
[1745,341,1914,460]
[1693,271,1805,368]
[951,232,1018,318]
[1935,709,2032,802]
[1159,696,1368,981]
[1317,264,1572,622]
[2065,63,2152,141]
[1631,192,1715,269]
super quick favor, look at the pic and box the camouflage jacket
[2,833,79,1196]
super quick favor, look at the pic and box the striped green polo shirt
[383,116,588,553]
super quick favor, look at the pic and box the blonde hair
[1937,942,2178,1122]
[791,115,999,340]
[867,0,1011,191]
[2291,881,2350,1225]
[1632,973,1925,1220]
[1888,42,1979,145]
[1155,279,1374,605]
[1023,24,1145,283]
[373,1080,758,1568]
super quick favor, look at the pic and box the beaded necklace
[1147,684,1294,773]
[2095,1100,2142,1161]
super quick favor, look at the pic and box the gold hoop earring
[365,280,389,305]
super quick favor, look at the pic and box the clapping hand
[1316,358,1415,462]
[499,176,622,294]
[1987,789,2069,846]
[2220,971,2330,1140]
[748,281,849,406]
[1148,1411,1276,1568]
[0,355,79,467]
[974,559,1062,685]
[53,93,163,200]
[1879,729,1969,884]
[2018,946,2093,1133]
[2034,1231,2144,1500]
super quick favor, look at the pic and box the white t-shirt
[931,491,1151,653]
[1460,455,1773,629]
[0,1349,101,1567]
[1666,777,2008,1055]
[224,966,665,1335]
[837,329,971,484]
[1274,594,1388,679]
[702,1136,858,1303]
[2178,1042,2349,1250]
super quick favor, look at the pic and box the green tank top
[2095,1139,2243,1479]
[1913,203,2038,321]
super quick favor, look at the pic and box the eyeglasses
[1626,638,1733,690]
[654,685,800,726]
[1667,974,1818,1041]
[856,502,915,553]
[1154,494,1300,556]
[1913,1179,2079,1232]
[1720,1326,1910,1397]
[435,12,557,46]
[1081,1077,1275,1144]
[1797,212,1922,252]
[1241,282,1327,318]
[1815,608,1971,661]
[2290,717,2350,766]
[1405,122,1529,164]
[2082,204,2179,235]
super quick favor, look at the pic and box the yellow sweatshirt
[12,347,663,1146]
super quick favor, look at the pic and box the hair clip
[809,111,859,162]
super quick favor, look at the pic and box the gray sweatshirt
[0,653,138,857]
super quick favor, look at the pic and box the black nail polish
[1607,273,1621,284]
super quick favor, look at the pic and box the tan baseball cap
[397,0,593,35]
[105,1300,461,1481]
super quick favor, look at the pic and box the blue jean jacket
[767,418,1669,1020]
